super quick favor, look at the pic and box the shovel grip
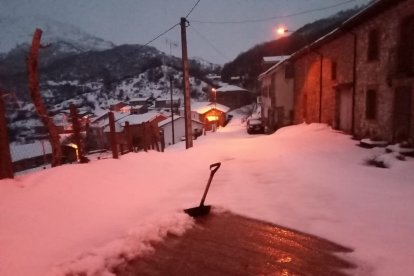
[210,162,221,175]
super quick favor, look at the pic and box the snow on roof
[116,112,163,126]
[279,1,389,68]
[129,97,149,102]
[158,116,204,128]
[262,55,290,63]
[90,111,129,127]
[259,2,391,81]
[156,96,180,101]
[103,122,123,133]
[258,55,291,80]
[108,99,124,105]
[216,85,247,93]
[190,101,230,114]
[158,116,183,127]
[10,141,52,162]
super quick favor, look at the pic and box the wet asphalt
[114,211,356,276]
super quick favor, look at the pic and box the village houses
[259,0,414,146]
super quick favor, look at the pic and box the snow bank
[1,119,414,276]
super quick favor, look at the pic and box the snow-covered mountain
[190,57,221,72]
[0,15,115,54]
[0,15,221,143]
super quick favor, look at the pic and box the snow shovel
[184,162,221,217]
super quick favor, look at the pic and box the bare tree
[27,28,62,167]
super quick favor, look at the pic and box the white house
[159,116,204,147]
[258,55,294,132]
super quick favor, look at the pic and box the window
[285,63,294,79]
[331,61,337,80]
[398,15,414,74]
[365,89,377,120]
[367,29,379,61]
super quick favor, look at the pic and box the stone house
[87,112,129,150]
[287,0,413,143]
[258,56,294,132]
[129,97,149,114]
[111,113,168,151]
[155,96,181,111]
[215,85,255,110]
[109,100,128,112]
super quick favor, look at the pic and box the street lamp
[276,26,289,35]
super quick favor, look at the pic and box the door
[393,87,412,142]
[338,87,353,133]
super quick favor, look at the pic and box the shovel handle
[200,162,221,207]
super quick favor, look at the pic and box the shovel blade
[184,205,211,218]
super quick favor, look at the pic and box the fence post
[160,129,165,152]
[142,122,148,152]
[108,112,118,159]
[0,95,13,179]
[124,121,133,153]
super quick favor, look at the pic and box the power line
[189,25,228,61]
[191,0,356,24]
[143,23,180,47]
[186,0,202,18]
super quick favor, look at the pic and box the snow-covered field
[1,114,414,276]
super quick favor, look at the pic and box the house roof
[189,101,231,114]
[156,96,181,101]
[290,0,405,61]
[116,112,161,126]
[108,99,126,106]
[340,0,406,31]
[130,97,149,101]
[258,55,291,80]
[216,85,247,93]
[258,0,406,80]
[90,111,129,127]
[158,116,204,128]
[262,55,290,63]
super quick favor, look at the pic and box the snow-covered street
[1,114,414,276]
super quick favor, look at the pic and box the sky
[0,0,372,64]
[1,112,414,276]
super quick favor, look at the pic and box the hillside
[221,6,364,91]
[0,14,115,54]
[1,41,220,142]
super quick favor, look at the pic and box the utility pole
[170,76,175,144]
[166,39,178,145]
[180,17,193,149]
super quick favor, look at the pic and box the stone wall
[292,0,414,143]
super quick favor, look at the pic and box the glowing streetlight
[276,26,289,36]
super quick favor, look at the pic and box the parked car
[246,118,264,134]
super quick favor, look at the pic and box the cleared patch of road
[115,211,355,276]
